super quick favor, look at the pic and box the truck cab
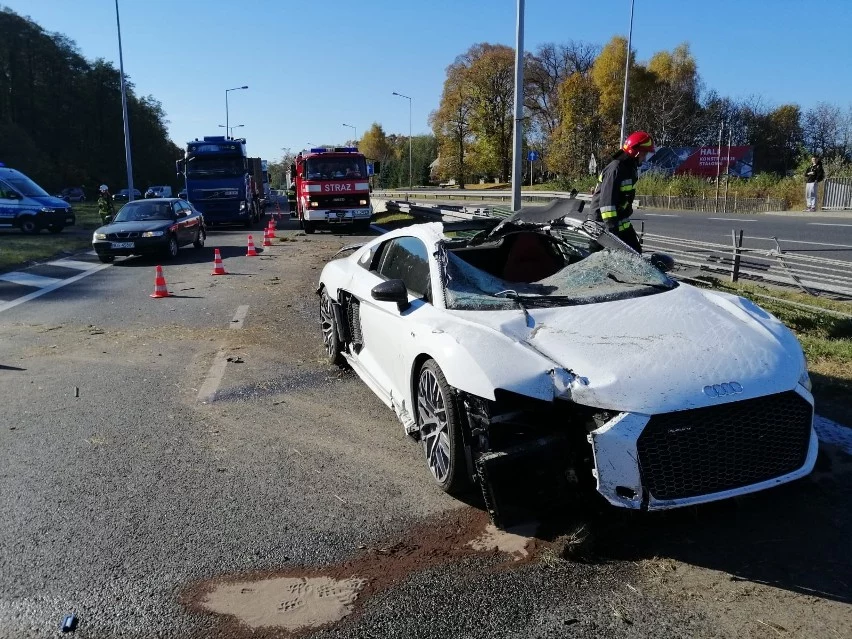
[292,147,372,234]
[0,166,76,234]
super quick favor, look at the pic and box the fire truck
[291,147,372,234]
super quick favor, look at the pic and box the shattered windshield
[443,242,675,311]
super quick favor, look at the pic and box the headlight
[93,232,106,240]
[40,207,54,213]
[239,201,247,211]
[359,199,368,206]
[141,230,165,238]
[310,201,319,207]
[798,368,812,392]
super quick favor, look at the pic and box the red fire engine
[291,147,372,234]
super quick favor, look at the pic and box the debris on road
[60,613,78,632]
[226,356,244,363]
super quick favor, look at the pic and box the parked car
[145,185,173,198]
[317,199,817,527]
[113,188,142,202]
[56,187,86,202]
[0,166,75,234]
[92,198,205,263]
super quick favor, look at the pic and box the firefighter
[97,184,115,225]
[589,130,654,253]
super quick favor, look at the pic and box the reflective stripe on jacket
[590,155,639,231]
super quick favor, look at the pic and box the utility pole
[510,0,525,211]
[723,126,733,212]
[619,0,636,145]
[114,0,134,201]
[714,121,723,212]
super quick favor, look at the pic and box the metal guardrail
[378,199,852,299]
[373,190,586,204]
[636,194,786,214]
[823,178,852,211]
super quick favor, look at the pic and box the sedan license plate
[110,241,134,249]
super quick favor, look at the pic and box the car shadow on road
[583,444,852,605]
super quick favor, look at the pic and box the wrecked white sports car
[317,201,817,526]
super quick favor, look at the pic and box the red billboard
[643,146,754,178]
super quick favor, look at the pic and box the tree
[804,102,846,158]
[590,36,633,148]
[549,73,603,177]
[430,59,475,187]
[359,123,392,164]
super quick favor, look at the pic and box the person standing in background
[804,156,824,212]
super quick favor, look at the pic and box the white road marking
[47,259,102,271]
[197,351,229,404]
[0,263,112,315]
[808,223,852,227]
[707,217,758,222]
[0,272,63,287]
[230,305,249,330]
[643,213,679,217]
[198,306,249,403]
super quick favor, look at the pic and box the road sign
[367,163,374,176]
[527,151,540,162]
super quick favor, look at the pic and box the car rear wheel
[97,254,115,263]
[416,359,468,495]
[165,235,179,259]
[193,228,205,248]
[320,289,345,366]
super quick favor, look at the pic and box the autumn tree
[590,36,633,148]
[430,60,475,187]
[359,123,392,165]
[549,73,603,177]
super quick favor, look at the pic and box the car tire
[320,289,345,367]
[303,222,316,234]
[193,228,205,248]
[19,217,39,234]
[416,359,469,495]
[47,225,64,234]
[165,235,179,259]
[97,254,115,263]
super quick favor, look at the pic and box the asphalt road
[1,212,850,638]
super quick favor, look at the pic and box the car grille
[106,231,141,239]
[636,391,812,501]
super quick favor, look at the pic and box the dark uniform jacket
[590,154,639,232]
[805,162,824,183]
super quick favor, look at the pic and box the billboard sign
[643,146,754,178]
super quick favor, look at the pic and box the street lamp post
[219,124,244,137]
[114,0,135,201]
[225,86,248,138]
[392,92,413,190]
[510,0,525,212]
[619,0,636,145]
[342,123,357,146]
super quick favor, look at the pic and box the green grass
[0,202,102,273]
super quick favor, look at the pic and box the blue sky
[5,1,851,164]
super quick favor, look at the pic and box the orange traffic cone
[267,218,276,239]
[246,234,258,256]
[211,248,227,275]
[150,265,172,298]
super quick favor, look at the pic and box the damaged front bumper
[588,386,818,510]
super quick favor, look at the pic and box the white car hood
[453,284,805,414]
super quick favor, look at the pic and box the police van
[0,164,76,234]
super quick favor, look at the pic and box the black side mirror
[648,252,674,273]
[103,215,113,224]
[371,279,410,312]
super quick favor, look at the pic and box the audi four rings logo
[703,382,744,397]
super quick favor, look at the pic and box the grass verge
[0,203,101,273]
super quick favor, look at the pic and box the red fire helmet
[622,131,655,158]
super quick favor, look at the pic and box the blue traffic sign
[527,151,540,162]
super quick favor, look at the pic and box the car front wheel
[320,289,345,366]
[47,225,64,234]
[416,359,468,495]
[193,228,205,248]
[165,235,179,259]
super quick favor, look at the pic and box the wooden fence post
[731,229,743,282]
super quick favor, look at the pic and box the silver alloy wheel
[418,367,451,484]
[167,236,178,258]
[320,292,336,358]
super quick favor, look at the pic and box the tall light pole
[225,85,248,138]
[114,0,134,201]
[510,0,525,212]
[219,124,244,137]
[392,92,413,189]
[619,0,636,145]
[342,123,357,146]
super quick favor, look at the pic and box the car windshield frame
[439,227,676,311]
[5,176,50,198]
[112,201,176,222]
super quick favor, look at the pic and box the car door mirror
[371,279,410,312]
[103,215,113,224]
